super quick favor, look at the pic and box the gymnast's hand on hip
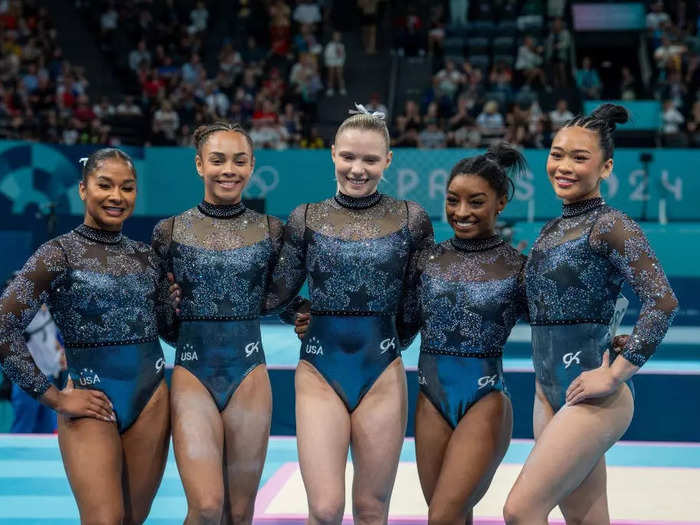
[565,350,622,406]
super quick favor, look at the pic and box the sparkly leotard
[0,224,176,433]
[400,235,527,428]
[526,198,678,410]
[152,201,299,411]
[265,192,434,411]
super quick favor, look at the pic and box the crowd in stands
[391,0,700,148]
[1,0,699,149]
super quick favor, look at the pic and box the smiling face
[547,126,612,204]
[331,128,392,198]
[79,157,137,231]
[196,130,255,204]
[446,174,506,239]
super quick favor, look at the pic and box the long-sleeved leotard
[525,197,678,410]
[152,200,301,410]
[264,191,434,410]
[0,224,175,432]
[401,235,528,428]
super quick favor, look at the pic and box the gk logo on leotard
[418,373,427,385]
[155,357,165,373]
[245,341,260,357]
[563,351,582,368]
[79,368,100,386]
[304,337,323,356]
[380,337,396,354]
[478,374,498,389]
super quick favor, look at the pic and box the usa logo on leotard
[304,337,323,355]
[477,374,498,389]
[78,368,101,386]
[563,351,582,368]
[245,341,260,357]
[155,357,165,373]
[379,337,396,354]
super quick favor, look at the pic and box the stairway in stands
[44,0,125,100]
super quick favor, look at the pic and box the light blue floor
[1,435,699,523]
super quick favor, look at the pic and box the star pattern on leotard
[542,262,587,297]
[350,283,376,308]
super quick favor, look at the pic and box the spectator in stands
[393,125,420,147]
[358,0,379,54]
[218,41,244,86]
[447,94,478,146]
[365,92,388,117]
[647,1,671,31]
[449,0,468,26]
[294,0,322,26]
[686,100,700,146]
[661,98,687,145]
[203,81,230,118]
[427,4,446,56]
[128,40,151,73]
[300,126,325,148]
[659,70,688,110]
[100,2,118,38]
[575,56,602,99]
[515,35,546,88]
[281,102,302,146]
[116,95,142,117]
[269,0,292,56]
[545,17,571,88]
[654,35,687,73]
[489,60,514,103]
[435,58,464,103]
[619,65,640,99]
[250,115,289,149]
[181,53,203,86]
[188,1,208,35]
[152,99,180,143]
[92,96,115,120]
[418,117,447,148]
[395,6,426,57]
[476,100,505,145]
[73,94,96,123]
[549,98,573,131]
[395,99,422,133]
[294,23,323,56]
[324,31,347,96]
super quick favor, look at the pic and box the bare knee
[228,501,254,525]
[308,497,344,525]
[82,507,125,525]
[186,493,225,524]
[353,495,388,525]
[503,492,545,525]
[427,500,470,525]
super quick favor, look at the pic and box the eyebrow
[208,151,249,158]
[447,191,487,198]
[96,175,135,183]
[338,150,382,160]
[551,146,592,154]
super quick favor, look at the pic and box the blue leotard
[265,192,433,411]
[152,201,299,411]
[0,224,176,433]
[525,198,678,410]
[400,235,527,428]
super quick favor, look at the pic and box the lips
[346,176,369,186]
[554,175,577,189]
[216,180,242,190]
[453,219,477,231]
[103,206,124,217]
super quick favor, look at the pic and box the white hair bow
[348,102,385,121]
[78,157,88,166]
